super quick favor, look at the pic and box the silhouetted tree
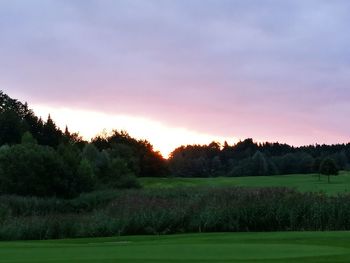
[41,115,62,147]
[0,110,23,145]
[320,158,339,183]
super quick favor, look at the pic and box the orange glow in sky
[3,1,350,152]
[32,104,237,158]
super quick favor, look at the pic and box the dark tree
[319,158,339,183]
[41,115,63,147]
[92,130,167,177]
[0,144,72,197]
[0,110,23,145]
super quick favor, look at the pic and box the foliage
[0,91,171,197]
[0,144,87,198]
[3,187,350,240]
[320,158,339,183]
[169,139,350,178]
[320,158,339,176]
[21,131,37,145]
[92,130,167,177]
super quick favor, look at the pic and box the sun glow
[32,105,236,158]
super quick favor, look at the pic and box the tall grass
[2,187,350,240]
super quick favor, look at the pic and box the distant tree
[0,91,30,118]
[21,110,45,143]
[42,114,62,147]
[138,145,167,177]
[319,158,339,183]
[21,131,37,145]
[62,126,85,146]
[93,130,167,177]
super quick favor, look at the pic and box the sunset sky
[1,0,350,157]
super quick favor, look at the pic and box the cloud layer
[1,0,350,145]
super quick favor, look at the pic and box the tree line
[0,91,344,197]
[0,91,166,198]
[169,139,341,178]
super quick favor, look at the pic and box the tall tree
[42,114,62,147]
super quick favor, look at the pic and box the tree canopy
[0,91,165,197]
[1,90,350,197]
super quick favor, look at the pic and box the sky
[1,0,350,157]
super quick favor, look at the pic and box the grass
[141,171,350,195]
[3,175,350,261]
[2,176,350,262]
[1,232,350,262]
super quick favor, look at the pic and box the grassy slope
[141,171,350,194]
[1,232,350,263]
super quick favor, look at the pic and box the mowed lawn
[141,171,350,194]
[2,232,350,263]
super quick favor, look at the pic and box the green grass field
[1,232,350,263]
[141,171,350,194]
[3,174,350,262]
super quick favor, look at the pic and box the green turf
[141,171,350,194]
[1,232,350,262]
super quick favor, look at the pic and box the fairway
[141,171,350,194]
[1,232,350,263]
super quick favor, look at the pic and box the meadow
[2,232,350,263]
[2,173,350,262]
[141,171,350,195]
